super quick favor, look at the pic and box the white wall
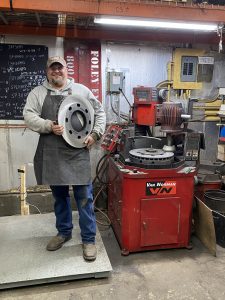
[101,42,172,119]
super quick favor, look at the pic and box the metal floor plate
[0,212,112,289]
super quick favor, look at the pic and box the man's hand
[84,135,95,149]
[51,121,64,135]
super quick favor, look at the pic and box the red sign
[64,44,102,102]
[90,49,101,100]
[64,49,78,82]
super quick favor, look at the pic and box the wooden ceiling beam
[0,24,220,44]
[1,0,225,23]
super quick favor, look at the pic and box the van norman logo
[146,181,176,195]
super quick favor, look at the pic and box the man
[23,56,106,261]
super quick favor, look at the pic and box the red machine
[108,158,195,255]
[105,86,201,255]
[101,125,123,152]
[132,86,159,126]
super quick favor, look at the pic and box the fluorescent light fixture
[94,17,218,32]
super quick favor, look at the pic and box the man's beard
[50,77,65,87]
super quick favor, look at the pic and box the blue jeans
[50,184,96,244]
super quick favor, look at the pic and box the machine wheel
[121,248,130,256]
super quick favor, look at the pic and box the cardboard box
[217,151,225,161]
[218,144,225,154]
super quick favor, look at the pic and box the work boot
[46,234,72,251]
[82,243,97,261]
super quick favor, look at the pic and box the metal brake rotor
[129,148,174,166]
[57,95,94,148]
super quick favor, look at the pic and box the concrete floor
[1,220,225,300]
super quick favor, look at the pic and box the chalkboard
[0,44,48,120]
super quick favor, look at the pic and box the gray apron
[34,90,92,185]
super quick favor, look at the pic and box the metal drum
[204,189,225,213]
[204,189,225,248]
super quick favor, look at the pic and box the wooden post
[18,165,29,215]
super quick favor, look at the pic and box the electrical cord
[95,153,110,184]
[95,206,111,227]
[93,149,126,228]
[110,95,128,121]
[93,153,112,226]
[93,184,111,227]
[118,88,132,107]
[92,147,118,227]
[17,187,42,214]
[25,201,42,214]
